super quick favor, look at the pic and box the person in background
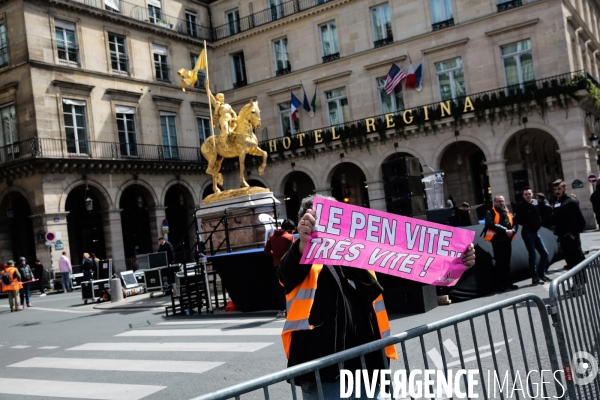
[33,259,46,296]
[2,261,22,312]
[447,195,455,208]
[514,188,549,285]
[552,180,586,269]
[158,237,175,265]
[264,219,295,318]
[58,251,73,293]
[194,235,206,263]
[484,195,519,292]
[82,252,94,282]
[18,257,34,308]
[459,202,471,211]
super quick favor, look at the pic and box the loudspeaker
[383,176,424,198]
[382,285,438,314]
[381,157,421,179]
[387,196,426,217]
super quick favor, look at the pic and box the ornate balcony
[374,36,394,48]
[276,67,292,77]
[322,52,340,63]
[432,18,455,31]
[497,0,523,12]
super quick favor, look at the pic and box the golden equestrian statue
[178,46,268,201]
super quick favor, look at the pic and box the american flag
[384,63,407,95]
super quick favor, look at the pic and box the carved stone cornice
[52,80,95,96]
[105,89,143,103]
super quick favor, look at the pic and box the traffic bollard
[110,278,124,302]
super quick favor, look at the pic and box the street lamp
[84,183,93,212]
[524,141,531,155]
[589,133,599,150]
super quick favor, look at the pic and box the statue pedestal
[197,191,281,254]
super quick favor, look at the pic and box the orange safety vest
[484,208,515,242]
[2,266,23,292]
[281,264,398,360]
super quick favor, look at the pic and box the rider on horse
[205,78,237,137]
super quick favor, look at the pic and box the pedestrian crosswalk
[0,316,283,399]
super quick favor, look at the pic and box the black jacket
[82,257,94,272]
[18,263,34,282]
[591,189,600,212]
[514,201,541,232]
[158,241,175,263]
[553,194,586,237]
[279,240,386,384]
[484,206,518,242]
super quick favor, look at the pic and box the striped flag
[384,63,407,95]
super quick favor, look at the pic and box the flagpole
[203,40,217,153]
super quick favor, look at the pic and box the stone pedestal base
[198,191,281,254]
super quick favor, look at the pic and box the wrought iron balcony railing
[432,18,455,31]
[497,0,523,12]
[0,138,205,168]
[275,66,292,77]
[66,0,211,40]
[374,36,394,48]
[212,0,332,41]
[322,52,340,63]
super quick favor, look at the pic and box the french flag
[405,58,424,90]
[291,93,302,122]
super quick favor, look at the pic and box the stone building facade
[0,0,599,270]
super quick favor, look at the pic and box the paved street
[0,231,598,399]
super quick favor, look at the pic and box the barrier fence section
[190,293,562,400]
[548,250,600,400]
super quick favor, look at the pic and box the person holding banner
[484,195,518,292]
[279,195,476,399]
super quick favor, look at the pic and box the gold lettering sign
[331,126,339,140]
[440,101,452,117]
[269,139,277,153]
[385,113,395,128]
[403,110,413,124]
[463,96,474,112]
[297,133,305,146]
[314,130,323,143]
[365,118,376,133]
[423,105,429,121]
[282,136,291,150]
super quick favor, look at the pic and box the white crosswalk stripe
[68,342,273,352]
[158,318,284,325]
[0,378,165,399]
[8,357,225,374]
[116,327,282,336]
[3,318,278,399]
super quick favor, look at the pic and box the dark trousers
[20,283,31,305]
[559,234,586,285]
[36,277,45,293]
[275,267,286,311]
[492,241,513,290]
[521,229,549,279]
[83,270,93,282]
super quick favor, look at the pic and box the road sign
[55,240,64,250]
[589,174,598,184]
[45,232,55,242]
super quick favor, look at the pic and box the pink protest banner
[300,198,475,286]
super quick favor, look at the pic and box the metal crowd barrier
[548,250,600,399]
[190,293,562,400]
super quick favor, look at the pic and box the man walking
[591,185,600,228]
[484,195,518,292]
[33,259,46,296]
[158,237,175,265]
[2,261,22,312]
[58,251,73,293]
[552,180,586,269]
[18,257,34,307]
[515,188,550,285]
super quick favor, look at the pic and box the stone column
[28,212,70,273]
[366,180,386,211]
[485,159,511,200]
[148,207,167,252]
[559,146,595,228]
[102,209,125,261]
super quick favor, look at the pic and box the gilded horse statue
[200,99,268,194]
